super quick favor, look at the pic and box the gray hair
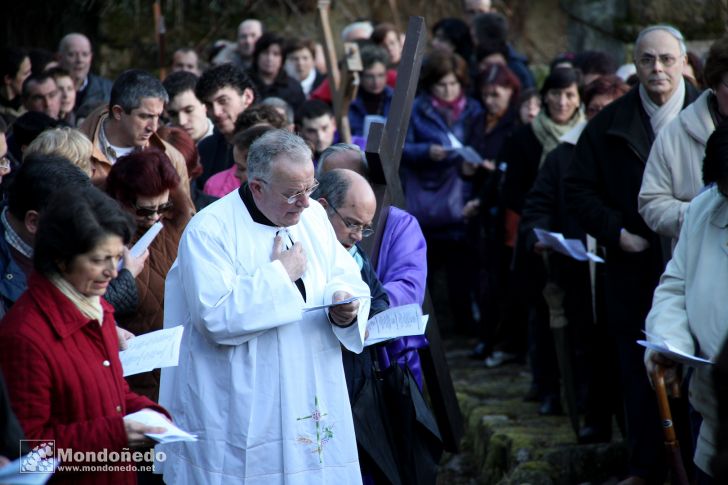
[316,143,368,176]
[341,21,373,42]
[109,69,169,113]
[58,33,90,54]
[247,129,312,181]
[635,25,687,57]
[261,97,295,125]
[311,169,350,211]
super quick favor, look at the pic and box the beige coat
[645,186,728,475]
[639,90,714,244]
[79,105,191,197]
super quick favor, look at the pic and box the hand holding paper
[329,291,361,327]
[124,409,197,444]
[303,295,371,312]
[533,228,604,263]
[637,334,712,368]
[118,222,163,270]
[119,326,184,376]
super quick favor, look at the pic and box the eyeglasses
[637,54,679,68]
[258,178,319,204]
[133,201,174,218]
[0,157,10,174]
[329,203,374,237]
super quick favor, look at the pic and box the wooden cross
[153,0,167,80]
[316,0,361,144]
[362,16,464,453]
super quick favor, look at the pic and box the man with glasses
[159,129,371,484]
[640,35,728,253]
[565,25,699,485]
[312,168,396,481]
[317,144,430,391]
[0,118,11,188]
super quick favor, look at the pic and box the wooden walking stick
[653,365,689,485]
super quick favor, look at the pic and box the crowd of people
[1,0,728,483]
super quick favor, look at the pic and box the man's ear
[242,88,255,110]
[330,115,337,129]
[24,210,39,236]
[248,178,264,197]
[110,104,124,120]
[317,198,329,209]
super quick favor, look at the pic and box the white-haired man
[565,25,698,485]
[158,129,370,484]
[57,33,112,116]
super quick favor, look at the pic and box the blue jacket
[348,86,394,137]
[402,94,483,172]
[0,222,28,320]
[402,94,482,237]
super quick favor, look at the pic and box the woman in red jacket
[0,185,170,485]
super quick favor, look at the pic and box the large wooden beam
[363,16,464,453]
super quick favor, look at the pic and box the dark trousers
[527,297,560,399]
[425,236,479,335]
[614,334,666,482]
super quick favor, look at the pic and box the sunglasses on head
[133,201,174,218]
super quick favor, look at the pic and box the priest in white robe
[156,129,371,484]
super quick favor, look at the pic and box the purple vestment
[375,206,429,389]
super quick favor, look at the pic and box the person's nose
[350,229,363,244]
[104,259,118,280]
[295,193,310,209]
[149,117,158,133]
[213,103,224,119]
[179,112,189,126]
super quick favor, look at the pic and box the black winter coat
[564,84,699,336]
[197,130,232,190]
[501,123,543,215]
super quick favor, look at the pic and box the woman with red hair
[105,149,194,401]
[157,126,217,211]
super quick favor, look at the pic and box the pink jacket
[203,166,240,198]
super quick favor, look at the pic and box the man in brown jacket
[80,69,190,196]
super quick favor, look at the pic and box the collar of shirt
[348,244,364,270]
[99,118,135,164]
[300,69,318,96]
[239,182,276,226]
[203,118,215,140]
[1,207,33,259]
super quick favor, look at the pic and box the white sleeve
[319,210,370,354]
[644,201,695,366]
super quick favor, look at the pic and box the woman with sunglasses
[105,148,194,401]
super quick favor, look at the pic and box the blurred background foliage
[1,0,726,79]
